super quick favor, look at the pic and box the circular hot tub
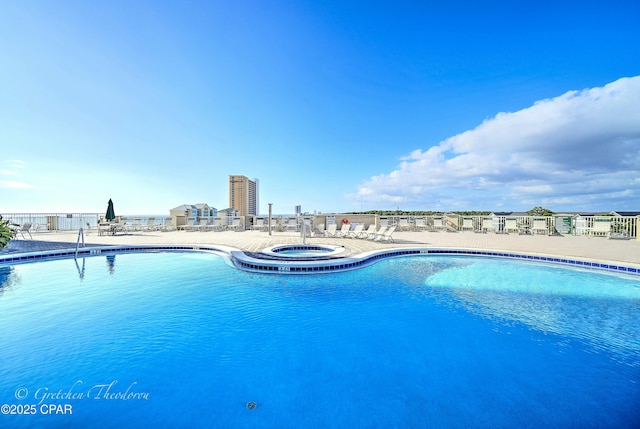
[261,244,346,259]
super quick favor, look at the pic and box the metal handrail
[75,227,85,259]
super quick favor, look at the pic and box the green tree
[526,206,554,216]
[0,215,16,249]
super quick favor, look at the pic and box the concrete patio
[3,228,639,269]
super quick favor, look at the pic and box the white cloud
[1,161,34,188]
[354,76,640,211]
[0,180,36,189]
[2,160,28,177]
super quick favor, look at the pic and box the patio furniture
[360,224,377,238]
[16,222,33,239]
[346,224,365,238]
[337,223,351,237]
[325,224,338,237]
[375,225,396,242]
[314,223,326,237]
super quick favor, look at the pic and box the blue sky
[1,1,639,215]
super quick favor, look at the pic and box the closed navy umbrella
[105,199,116,222]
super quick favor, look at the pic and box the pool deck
[3,229,640,269]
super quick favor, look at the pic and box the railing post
[636,216,639,241]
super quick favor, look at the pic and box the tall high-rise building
[229,175,258,217]
[253,178,259,215]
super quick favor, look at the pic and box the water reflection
[106,254,116,274]
[0,266,20,296]
[422,260,640,364]
[74,257,86,280]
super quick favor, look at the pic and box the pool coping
[258,244,347,259]
[1,244,638,276]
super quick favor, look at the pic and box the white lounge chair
[31,223,44,232]
[337,223,351,237]
[195,219,211,231]
[143,218,157,231]
[346,224,365,238]
[252,219,266,231]
[375,225,396,242]
[178,218,197,231]
[325,224,338,237]
[189,219,204,231]
[97,222,112,236]
[360,224,377,239]
[112,218,127,235]
[398,218,410,231]
[368,226,388,240]
[229,219,243,232]
[128,219,142,231]
[314,223,325,237]
[285,218,298,231]
[160,218,175,232]
[16,222,33,239]
[207,218,223,231]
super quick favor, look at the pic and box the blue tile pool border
[0,245,638,276]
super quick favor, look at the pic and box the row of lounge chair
[470,217,551,235]
[178,218,243,232]
[396,217,446,231]
[395,217,551,234]
[251,218,303,232]
[322,223,396,242]
[98,218,175,236]
[462,218,532,234]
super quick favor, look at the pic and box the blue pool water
[277,249,330,255]
[1,252,639,428]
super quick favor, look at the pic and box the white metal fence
[1,213,173,233]
[1,213,102,232]
[4,212,638,238]
[377,215,638,238]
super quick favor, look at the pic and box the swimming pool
[1,252,639,428]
